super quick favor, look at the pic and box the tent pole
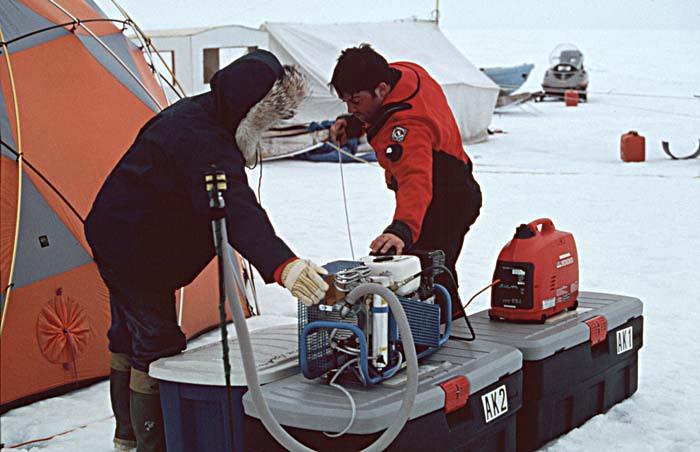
[0,26,24,337]
[47,0,164,110]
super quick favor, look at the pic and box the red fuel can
[564,90,579,107]
[620,131,645,162]
[490,218,579,323]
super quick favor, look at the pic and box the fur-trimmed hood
[210,50,307,167]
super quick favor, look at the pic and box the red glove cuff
[274,257,299,286]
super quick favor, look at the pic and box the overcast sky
[95,0,699,31]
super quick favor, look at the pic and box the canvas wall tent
[265,20,500,144]
[143,20,499,145]
[142,25,269,99]
[0,0,247,412]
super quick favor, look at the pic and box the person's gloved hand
[330,115,364,146]
[330,117,349,146]
[281,259,329,306]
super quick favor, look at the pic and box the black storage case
[244,371,522,452]
[242,338,523,452]
[454,291,643,452]
[152,324,524,452]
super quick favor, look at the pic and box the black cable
[155,70,184,100]
[206,169,236,452]
[213,218,236,450]
[420,264,477,341]
[1,139,85,223]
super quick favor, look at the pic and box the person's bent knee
[130,368,159,395]
[110,352,131,372]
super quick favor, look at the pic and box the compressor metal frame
[299,284,453,384]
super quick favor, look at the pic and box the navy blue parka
[85,50,296,291]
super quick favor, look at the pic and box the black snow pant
[412,157,482,320]
[97,261,187,372]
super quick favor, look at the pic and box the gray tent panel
[12,171,92,290]
[83,0,108,17]
[0,0,71,54]
[78,33,159,112]
[1,85,18,159]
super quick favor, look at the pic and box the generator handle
[528,218,555,234]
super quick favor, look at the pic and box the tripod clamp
[205,169,228,210]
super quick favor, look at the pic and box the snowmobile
[540,44,589,101]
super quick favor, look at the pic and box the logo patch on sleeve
[391,126,408,142]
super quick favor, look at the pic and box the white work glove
[281,259,329,306]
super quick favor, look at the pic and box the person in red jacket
[330,44,482,318]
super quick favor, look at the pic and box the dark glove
[337,114,365,140]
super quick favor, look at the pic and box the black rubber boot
[110,354,136,451]
[129,367,166,452]
[129,390,166,452]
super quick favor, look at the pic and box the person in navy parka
[85,50,328,452]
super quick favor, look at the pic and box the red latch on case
[440,375,469,414]
[585,316,608,346]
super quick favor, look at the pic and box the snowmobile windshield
[549,44,584,70]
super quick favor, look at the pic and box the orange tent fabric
[1,0,249,412]
[36,290,93,365]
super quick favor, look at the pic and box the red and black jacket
[358,62,471,247]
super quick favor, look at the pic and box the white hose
[221,231,419,452]
[323,357,359,438]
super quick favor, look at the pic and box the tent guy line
[108,0,188,98]
[5,415,115,449]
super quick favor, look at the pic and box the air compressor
[489,218,579,323]
[299,252,452,385]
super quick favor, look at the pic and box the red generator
[489,218,579,323]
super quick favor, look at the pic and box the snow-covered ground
[2,28,699,451]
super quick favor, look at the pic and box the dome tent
[0,0,249,412]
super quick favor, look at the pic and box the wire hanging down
[334,142,357,260]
